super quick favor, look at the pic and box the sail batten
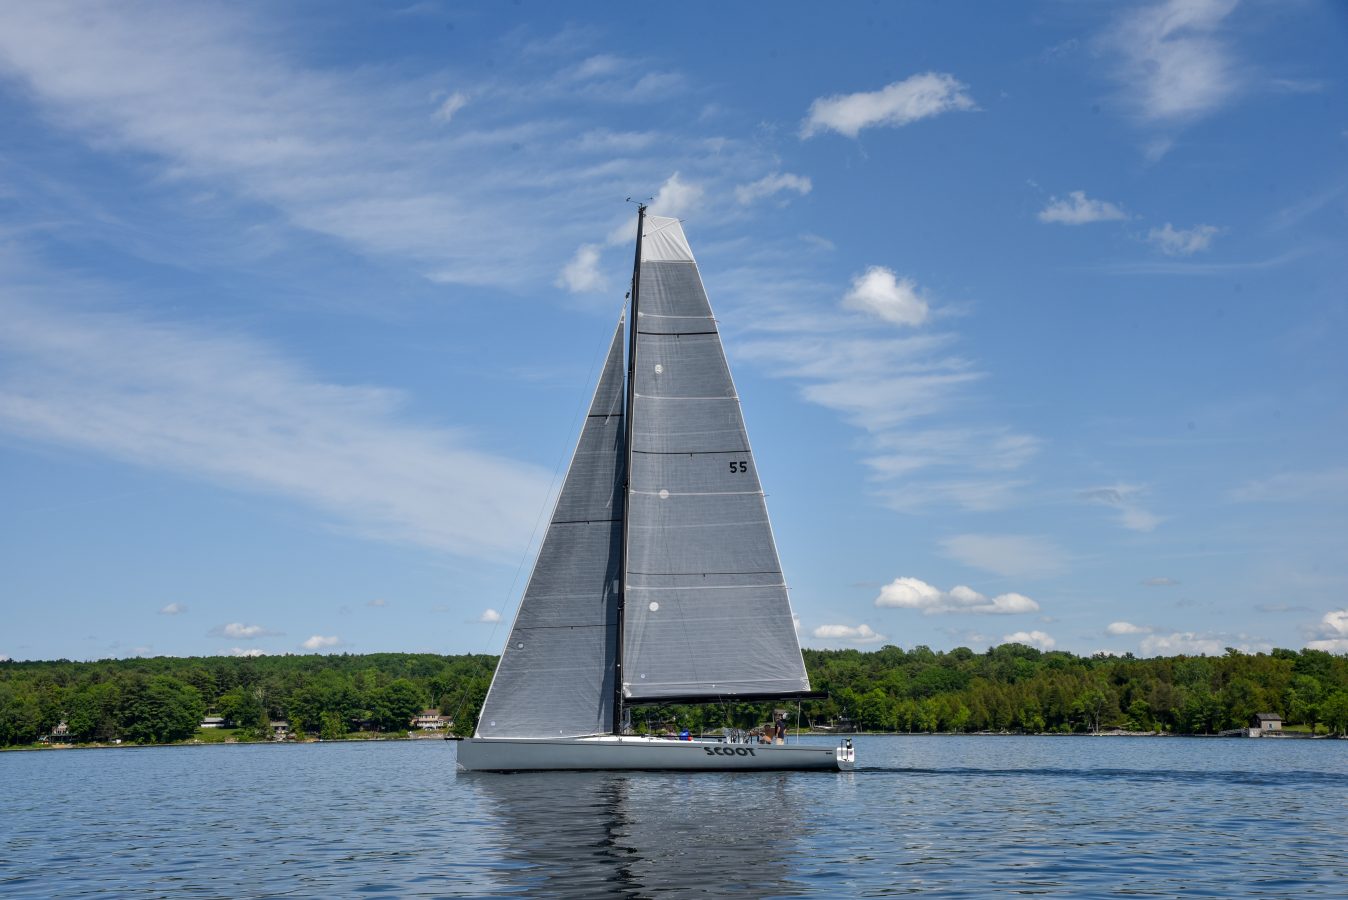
[621,216,811,703]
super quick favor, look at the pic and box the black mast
[613,203,645,735]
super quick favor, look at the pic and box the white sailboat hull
[457,735,854,773]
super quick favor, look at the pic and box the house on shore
[269,720,291,741]
[411,709,451,731]
[200,716,228,729]
[1249,713,1282,737]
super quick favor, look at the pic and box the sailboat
[457,206,855,772]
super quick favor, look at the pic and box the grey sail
[621,216,812,703]
[475,321,625,738]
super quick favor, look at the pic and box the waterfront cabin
[200,716,227,729]
[1249,713,1282,737]
[269,720,291,741]
[410,709,450,731]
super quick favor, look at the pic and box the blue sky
[1,0,1345,662]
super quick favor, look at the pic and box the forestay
[622,216,811,702]
[475,323,625,738]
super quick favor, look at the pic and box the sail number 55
[728,461,748,473]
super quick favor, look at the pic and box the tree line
[2,644,1346,747]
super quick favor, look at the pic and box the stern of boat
[835,738,856,771]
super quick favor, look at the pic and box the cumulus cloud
[211,622,276,640]
[1001,630,1056,650]
[940,534,1067,579]
[649,171,703,218]
[1147,222,1219,255]
[1078,484,1161,532]
[876,577,1039,615]
[801,72,975,138]
[1106,621,1153,636]
[1038,191,1127,225]
[556,243,606,293]
[1106,0,1240,123]
[735,172,812,206]
[477,608,502,624]
[158,602,187,615]
[301,634,340,651]
[842,267,930,327]
[230,647,267,657]
[1306,609,1348,653]
[432,90,468,123]
[1140,630,1270,656]
[811,623,887,644]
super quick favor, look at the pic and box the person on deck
[774,715,786,744]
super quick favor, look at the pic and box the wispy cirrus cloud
[1231,468,1348,503]
[940,534,1067,579]
[734,172,812,206]
[800,72,975,138]
[1104,0,1240,123]
[1038,191,1127,225]
[0,292,553,561]
[1078,484,1162,532]
[876,577,1039,616]
[0,4,773,291]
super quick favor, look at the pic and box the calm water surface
[2,735,1345,897]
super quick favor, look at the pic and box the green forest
[3,644,1347,747]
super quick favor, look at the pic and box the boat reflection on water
[467,770,811,897]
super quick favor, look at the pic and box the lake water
[2,735,1345,897]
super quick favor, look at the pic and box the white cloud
[477,608,502,624]
[801,72,975,138]
[300,634,340,651]
[940,534,1067,579]
[842,267,929,327]
[1306,609,1348,652]
[0,654,9,662]
[1139,629,1270,656]
[556,243,606,293]
[213,622,274,640]
[1038,191,1127,225]
[1077,484,1161,532]
[1231,468,1348,503]
[1147,223,1219,255]
[0,297,553,560]
[432,90,468,123]
[875,577,1039,616]
[158,602,187,615]
[1142,577,1178,587]
[1107,621,1152,636]
[811,623,887,645]
[1107,0,1240,123]
[367,598,388,608]
[649,171,703,218]
[734,172,812,206]
[230,647,267,657]
[1140,631,1225,656]
[1001,630,1056,650]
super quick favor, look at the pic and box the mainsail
[621,215,811,703]
[475,322,625,738]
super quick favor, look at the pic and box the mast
[613,203,645,734]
